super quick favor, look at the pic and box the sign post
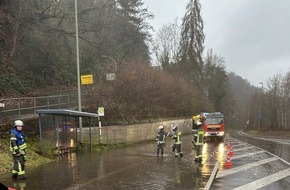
[0,102,4,122]
[98,107,104,144]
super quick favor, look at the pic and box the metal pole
[98,116,102,144]
[89,117,92,150]
[257,82,263,131]
[75,0,83,143]
[38,114,43,155]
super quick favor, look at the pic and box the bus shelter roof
[36,109,99,118]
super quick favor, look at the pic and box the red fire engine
[201,112,225,141]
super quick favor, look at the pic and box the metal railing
[0,94,78,123]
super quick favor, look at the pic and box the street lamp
[257,82,263,131]
[75,0,83,143]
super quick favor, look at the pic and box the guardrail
[0,94,78,123]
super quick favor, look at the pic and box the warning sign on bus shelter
[98,107,104,116]
[81,74,93,85]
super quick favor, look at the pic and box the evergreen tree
[178,0,204,85]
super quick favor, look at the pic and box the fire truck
[201,112,225,141]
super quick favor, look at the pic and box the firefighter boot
[19,174,27,180]
[12,173,18,180]
[174,149,178,158]
[180,152,183,157]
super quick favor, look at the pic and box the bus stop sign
[98,107,104,116]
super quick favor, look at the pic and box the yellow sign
[81,74,93,85]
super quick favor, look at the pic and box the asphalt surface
[1,131,290,190]
[211,132,290,190]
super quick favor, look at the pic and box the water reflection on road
[1,135,224,190]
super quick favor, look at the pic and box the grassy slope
[0,138,52,174]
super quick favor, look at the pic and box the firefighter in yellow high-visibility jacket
[10,120,27,180]
[192,116,205,162]
[192,115,201,132]
[172,124,183,158]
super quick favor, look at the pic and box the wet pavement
[1,135,223,190]
[2,131,289,190]
[211,132,290,190]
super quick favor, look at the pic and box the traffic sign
[98,107,104,116]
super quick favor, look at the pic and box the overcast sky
[143,0,290,86]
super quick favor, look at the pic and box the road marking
[232,168,290,190]
[231,144,248,148]
[234,134,290,167]
[234,147,254,152]
[238,132,290,145]
[217,157,278,178]
[231,151,265,160]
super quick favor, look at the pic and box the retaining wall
[82,118,192,144]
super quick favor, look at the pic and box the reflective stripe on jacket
[173,131,182,144]
[193,130,205,146]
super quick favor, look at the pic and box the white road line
[232,135,290,167]
[216,157,278,178]
[231,151,265,160]
[238,132,290,145]
[231,144,248,148]
[234,147,254,152]
[232,168,290,190]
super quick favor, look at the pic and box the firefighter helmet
[158,125,164,130]
[14,120,24,127]
[172,125,178,131]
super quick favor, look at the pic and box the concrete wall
[82,118,192,144]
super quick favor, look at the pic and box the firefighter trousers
[12,154,26,178]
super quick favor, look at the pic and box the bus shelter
[36,109,99,158]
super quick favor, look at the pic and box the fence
[0,94,78,123]
[0,94,192,126]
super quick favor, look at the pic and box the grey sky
[143,0,290,86]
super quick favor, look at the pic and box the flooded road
[1,135,224,190]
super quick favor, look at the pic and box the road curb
[204,161,219,190]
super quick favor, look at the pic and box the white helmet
[158,125,164,130]
[14,120,24,127]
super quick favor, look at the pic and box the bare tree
[152,19,180,72]
[264,74,284,130]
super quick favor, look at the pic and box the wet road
[1,135,224,190]
[211,132,290,190]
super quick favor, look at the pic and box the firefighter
[10,120,27,180]
[192,117,205,162]
[172,124,183,158]
[192,115,200,132]
[156,125,170,157]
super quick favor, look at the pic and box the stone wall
[82,118,192,144]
